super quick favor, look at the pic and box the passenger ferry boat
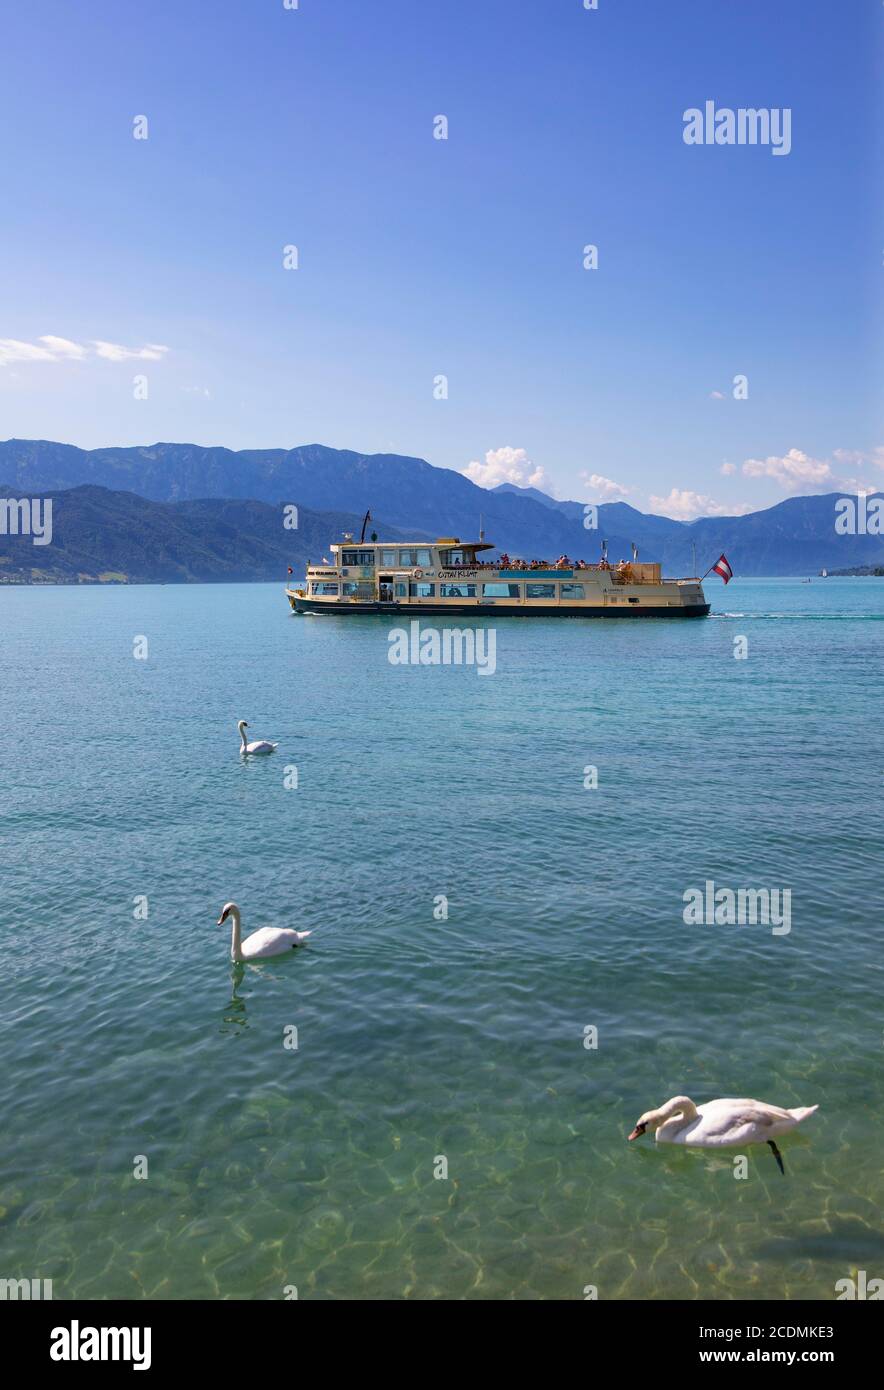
[287,534,710,617]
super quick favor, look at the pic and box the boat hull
[288,592,710,618]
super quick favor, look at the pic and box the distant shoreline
[3,573,880,588]
[0,574,301,587]
[826,566,884,577]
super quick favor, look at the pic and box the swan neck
[239,725,247,748]
[659,1096,698,1129]
[229,907,243,961]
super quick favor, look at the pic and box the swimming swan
[217,902,313,961]
[238,719,278,755]
[627,1095,818,1174]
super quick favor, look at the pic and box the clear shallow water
[1,577,882,1301]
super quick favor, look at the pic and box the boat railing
[307,556,683,580]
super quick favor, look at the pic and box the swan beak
[627,1123,647,1141]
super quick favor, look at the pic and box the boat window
[410,582,436,597]
[342,550,359,565]
[628,596,640,603]
[395,582,407,597]
[526,583,556,598]
[398,548,432,567]
[482,582,521,598]
[560,583,585,599]
[358,550,375,566]
[315,582,339,595]
[440,583,476,598]
[439,549,466,566]
[380,549,397,566]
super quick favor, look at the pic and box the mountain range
[0,437,881,582]
[0,486,417,584]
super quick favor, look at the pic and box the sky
[0,0,880,518]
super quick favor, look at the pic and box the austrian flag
[712,554,733,584]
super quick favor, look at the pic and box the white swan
[238,719,277,755]
[627,1095,818,1173]
[217,902,312,961]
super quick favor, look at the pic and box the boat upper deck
[316,537,679,586]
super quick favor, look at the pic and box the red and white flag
[712,553,733,584]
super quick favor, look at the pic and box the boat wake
[713,610,882,620]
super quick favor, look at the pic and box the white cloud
[0,338,64,366]
[742,448,834,491]
[0,335,169,367]
[833,446,884,472]
[733,444,884,498]
[648,488,750,521]
[720,462,736,476]
[93,340,169,362]
[581,471,631,500]
[462,446,548,491]
[38,335,88,359]
[708,390,725,400]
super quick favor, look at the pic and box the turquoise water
[1,577,882,1301]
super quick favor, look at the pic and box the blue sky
[0,0,879,517]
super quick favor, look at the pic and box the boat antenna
[691,540,697,578]
[359,509,372,543]
[479,512,485,541]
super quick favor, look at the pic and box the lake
[1,577,882,1299]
